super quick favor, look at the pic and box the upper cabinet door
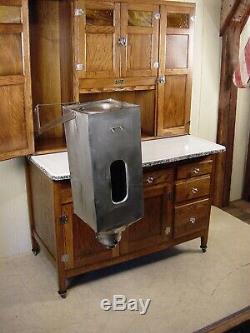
[157,5,195,137]
[120,3,160,78]
[0,0,34,161]
[74,1,120,79]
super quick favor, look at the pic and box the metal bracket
[61,254,69,263]
[74,8,84,17]
[60,215,68,225]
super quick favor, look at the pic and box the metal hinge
[61,254,69,263]
[75,63,84,71]
[154,13,161,20]
[165,227,171,236]
[60,215,68,225]
[153,61,159,69]
[74,8,84,17]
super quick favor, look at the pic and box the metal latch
[118,37,128,47]
[60,215,68,225]
[157,75,166,84]
[74,8,84,16]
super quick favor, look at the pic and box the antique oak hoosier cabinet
[0,0,225,297]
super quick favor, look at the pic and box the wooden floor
[223,200,250,225]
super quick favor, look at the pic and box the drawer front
[143,169,173,188]
[177,159,213,180]
[175,175,211,203]
[174,198,211,238]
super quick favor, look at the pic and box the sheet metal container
[63,99,143,248]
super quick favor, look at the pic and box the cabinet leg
[58,275,68,299]
[200,233,208,253]
[31,235,40,256]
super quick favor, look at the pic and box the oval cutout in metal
[110,160,127,204]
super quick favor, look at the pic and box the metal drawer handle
[191,187,199,194]
[146,176,154,184]
[192,168,200,175]
[189,217,196,224]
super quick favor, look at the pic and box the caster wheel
[32,247,40,256]
[58,291,67,299]
[200,246,207,253]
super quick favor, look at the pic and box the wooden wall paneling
[0,0,34,161]
[74,0,120,80]
[157,4,194,137]
[120,3,160,77]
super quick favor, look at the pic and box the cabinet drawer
[177,159,213,180]
[174,199,211,238]
[175,175,211,203]
[143,169,173,188]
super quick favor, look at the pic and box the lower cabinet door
[119,183,174,255]
[61,204,116,270]
[174,198,211,238]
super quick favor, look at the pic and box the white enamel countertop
[29,135,225,181]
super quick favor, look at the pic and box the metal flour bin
[62,99,144,248]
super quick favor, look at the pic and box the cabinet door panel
[119,170,174,255]
[0,84,28,154]
[61,203,115,269]
[121,3,159,78]
[157,5,194,137]
[0,0,33,161]
[162,75,187,129]
[74,1,120,79]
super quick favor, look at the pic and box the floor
[223,200,250,225]
[0,207,250,333]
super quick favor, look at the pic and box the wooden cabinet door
[74,0,120,79]
[61,203,117,270]
[120,3,159,78]
[157,5,195,137]
[119,170,174,255]
[0,0,33,161]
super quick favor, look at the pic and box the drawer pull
[146,176,154,184]
[192,168,200,175]
[189,217,196,224]
[191,187,199,194]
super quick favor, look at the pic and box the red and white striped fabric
[233,37,250,88]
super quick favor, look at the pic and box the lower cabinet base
[31,227,209,298]
[27,155,214,298]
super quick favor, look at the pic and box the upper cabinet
[0,0,33,161]
[74,1,120,79]
[74,1,160,80]
[120,3,159,78]
[28,1,195,156]
[157,5,195,137]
